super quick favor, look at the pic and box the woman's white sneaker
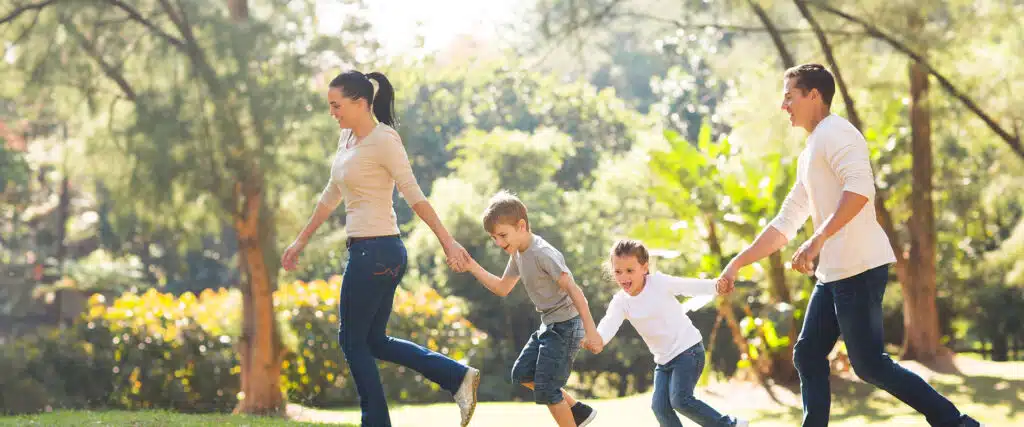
[454,367,480,426]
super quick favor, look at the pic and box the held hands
[442,239,472,273]
[714,277,732,295]
[281,237,308,271]
[714,262,739,295]
[581,330,604,354]
[791,234,825,275]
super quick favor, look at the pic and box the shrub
[279,276,488,406]
[0,276,488,414]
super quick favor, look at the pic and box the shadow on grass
[932,375,1024,418]
[754,375,898,424]
[750,404,803,424]
[750,371,1023,424]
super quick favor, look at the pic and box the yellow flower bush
[0,275,490,414]
[277,276,489,407]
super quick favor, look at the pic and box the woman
[281,70,479,427]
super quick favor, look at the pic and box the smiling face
[488,220,531,255]
[327,87,369,130]
[611,254,650,296]
[780,77,820,132]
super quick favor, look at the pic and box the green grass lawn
[0,409,352,426]
[292,356,1024,426]
[5,357,1021,426]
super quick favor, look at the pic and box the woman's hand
[281,237,308,271]
[442,239,471,272]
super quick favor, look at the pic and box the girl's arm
[657,272,719,296]
[595,297,626,349]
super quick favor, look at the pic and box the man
[716,63,982,427]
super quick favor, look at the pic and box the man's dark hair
[785,63,836,108]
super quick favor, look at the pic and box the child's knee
[533,384,563,405]
[510,365,533,385]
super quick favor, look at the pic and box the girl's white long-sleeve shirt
[596,272,717,365]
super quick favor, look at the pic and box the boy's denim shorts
[509,315,585,405]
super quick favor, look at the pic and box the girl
[281,70,479,427]
[591,239,748,427]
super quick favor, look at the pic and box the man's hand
[715,261,740,294]
[792,233,826,275]
[715,277,733,295]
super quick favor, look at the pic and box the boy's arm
[466,257,519,297]
[556,273,602,349]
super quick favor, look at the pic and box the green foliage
[35,250,149,295]
[644,122,792,269]
[0,138,29,196]
[0,327,113,415]
[0,276,487,415]
[965,284,1024,361]
[1,0,387,290]
[0,136,31,263]
[391,63,650,193]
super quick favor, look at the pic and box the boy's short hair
[483,190,530,233]
[784,63,836,108]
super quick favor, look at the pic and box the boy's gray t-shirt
[503,234,579,324]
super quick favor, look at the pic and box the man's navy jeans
[794,264,964,427]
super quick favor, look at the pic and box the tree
[804,1,1023,160]
[901,10,944,363]
[0,0,374,414]
[0,134,30,253]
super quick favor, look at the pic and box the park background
[1,0,1022,425]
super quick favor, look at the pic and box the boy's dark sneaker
[571,402,597,426]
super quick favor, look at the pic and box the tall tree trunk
[54,125,71,266]
[54,174,70,266]
[766,253,789,302]
[227,0,284,415]
[616,366,630,397]
[902,50,949,364]
[233,183,285,415]
[227,0,249,22]
[991,333,1008,362]
[767,251,797,383]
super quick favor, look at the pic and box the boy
[463,190,602,427]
